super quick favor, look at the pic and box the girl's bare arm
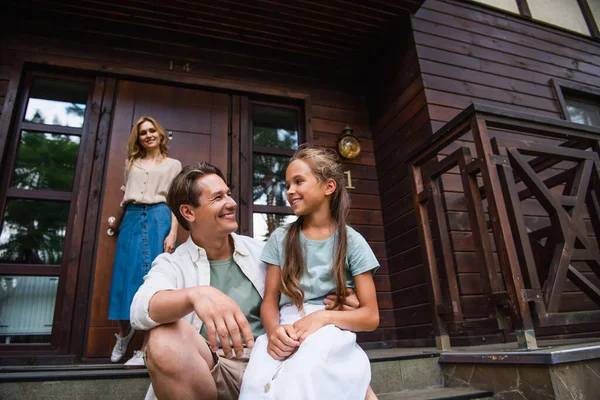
[324,272,379,331]
[293,271,379,340]
[261,264,299,359]
[261,264,283,334]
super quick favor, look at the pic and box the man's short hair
[167,162,227,231]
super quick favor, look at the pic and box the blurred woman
[108,116,181,367]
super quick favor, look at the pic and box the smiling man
[130,162,265,400]
[130,162,372,400]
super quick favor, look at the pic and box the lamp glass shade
[338,134,361,159]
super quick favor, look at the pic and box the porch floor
[368,338,600,365]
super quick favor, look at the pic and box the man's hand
[323,288,360,310]
[267,324,299,360]
[293,310,328,343]
[190,286,254,359]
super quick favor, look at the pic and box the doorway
[86,80,230,357]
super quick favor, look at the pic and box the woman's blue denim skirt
[108,202,171,321]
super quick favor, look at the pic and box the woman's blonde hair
[281,144,351,310]
[126,116,168,167]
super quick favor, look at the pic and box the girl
[107,116,182,367]
[240,145,379,400]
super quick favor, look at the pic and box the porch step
[0,349,465,399]
[0,365,149,382]
[378,387,494,399]
[367,349,443,394]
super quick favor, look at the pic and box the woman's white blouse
[120,157,182,207]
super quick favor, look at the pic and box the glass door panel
[250,102,303,240]
[0,73,92,346]
[0,275,60,344]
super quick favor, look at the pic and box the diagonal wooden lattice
[497,142,600,325]
[409,104,600,349]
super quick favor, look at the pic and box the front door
[86,80,229,358]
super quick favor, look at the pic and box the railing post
[411,163,451,351]
[471,118,538,350]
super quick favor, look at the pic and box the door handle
[107,216,116,236]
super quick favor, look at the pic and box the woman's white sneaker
[110,328,135,363]
[124,350,146,368]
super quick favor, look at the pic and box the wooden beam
[577,0,600,39]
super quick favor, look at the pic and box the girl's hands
[293,310,328,343]
[267,324,299,360]
[163,232,177,253]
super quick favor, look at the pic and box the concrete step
[0,350,449,399]
[0,377,150,400]
[378,387,493,399]
[368,351,443,394]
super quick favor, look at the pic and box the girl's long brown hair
[126,116,169,168]
[281,145,351,310]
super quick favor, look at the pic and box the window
[250,103,302,240]
[0,75,91,344]
[553,79,600,128]
[471,0,600,38]
[528,0,590,35]
[590,0,600,31]
[565,97,600,127]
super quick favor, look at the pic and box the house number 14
[169,61,192,72]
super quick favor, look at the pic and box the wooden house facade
[0,0,599,366]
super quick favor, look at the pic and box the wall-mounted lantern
[337,125,361,160]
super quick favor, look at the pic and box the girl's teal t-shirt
[260,225,379,307]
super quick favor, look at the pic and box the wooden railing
[408,104,600,350]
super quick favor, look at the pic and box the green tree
[253,125,297,240]
[0,131,80,264]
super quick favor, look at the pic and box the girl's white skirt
[239,303,371,400]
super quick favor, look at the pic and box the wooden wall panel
[412,0,600,342]
[414,0,600,126]
[309,98,390,349]
[367,18,435,347]
[0,50,20,162]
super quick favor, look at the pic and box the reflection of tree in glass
[567,105,586,125]
[11,132,80,191]
[0,131,79,264]
[65,103,85,119]
[0,199,68,264]
[31,110,45,124]
[27,102,85,126]
[566,104,600,127]
[253,123,298,150]
[253,126,296,240]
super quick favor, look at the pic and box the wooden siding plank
[417,2,600,69]
[424,0,600,58]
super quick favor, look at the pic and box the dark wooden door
[86,80,229,358]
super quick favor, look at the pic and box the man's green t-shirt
[200,257,265,341]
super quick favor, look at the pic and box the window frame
[551,79,600,124]
[0,70,95,353]
[245,99,305,239]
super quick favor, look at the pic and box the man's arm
[130,255,254,359]
[149,286,254,358]
[147,287,201,324]
[130,255,179,331]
